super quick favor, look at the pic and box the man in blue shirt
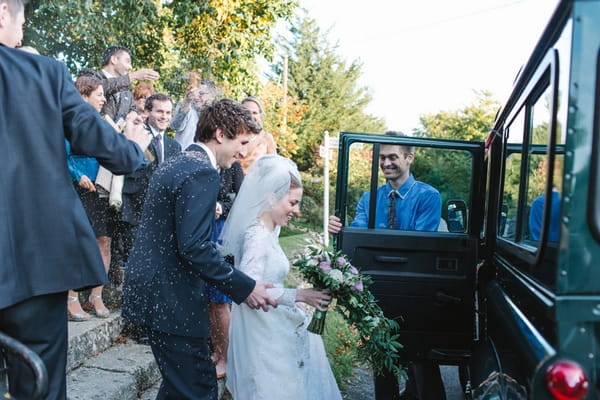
[529,187,561,242]
[327,131,444,400]
[328,131,441,233]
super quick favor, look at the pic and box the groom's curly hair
[194,98,260,143]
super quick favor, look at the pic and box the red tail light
[546,361,589,400]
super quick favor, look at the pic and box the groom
[122,99,276,400]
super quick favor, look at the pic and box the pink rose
[349,266,359,275]
[354,280,364,292]
[336,257,346,267]
[319,261,331,273]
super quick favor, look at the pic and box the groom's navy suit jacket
[0,44,146,310]
[123,144,255,338]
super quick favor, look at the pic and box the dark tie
[388,191,399,229]
[154,133,163,163]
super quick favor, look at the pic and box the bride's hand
[297,289,332,312]
[244,281,277,311]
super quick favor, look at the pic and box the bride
[221,155,342,400]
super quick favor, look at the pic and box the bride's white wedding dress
[226,219,342,400]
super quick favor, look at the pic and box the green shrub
[322,309,361,390]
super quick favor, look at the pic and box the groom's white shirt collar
[196,142,217,170]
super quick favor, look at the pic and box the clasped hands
[244,284,332,313]
[244,281,277,311]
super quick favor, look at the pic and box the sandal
[88,294,110,318]
[67,295,91,322]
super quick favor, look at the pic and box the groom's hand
[244,281,277,311]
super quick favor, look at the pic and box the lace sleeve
[238,222,296,306]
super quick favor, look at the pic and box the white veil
[220,154,301,263]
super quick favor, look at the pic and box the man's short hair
[102,46,131,67]
[145,93,171,111]
[384,130,414,154]
[199,79,217,95]
[194,99,260,143]
[242,96,264,115]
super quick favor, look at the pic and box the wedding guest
[133,82,155,120]
[78,45,159,123]
[122,99,275,400]
[172,74,217,150]
[327,131,443,399]
[221,154,341,399]
[529,186,561,241]
[117,93,181,276]
[0,1,151,398]
[65,75,114,321]
[209,160,244,379]
[237,96,277,174]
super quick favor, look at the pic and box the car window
[342,141,472,233]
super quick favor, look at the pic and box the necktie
[388,191,399,229]
[154,133,163,163]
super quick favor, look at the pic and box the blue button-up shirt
[351,174,442,231]
[529,190,561,241]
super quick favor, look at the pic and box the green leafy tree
[274,15,386,171]
[167,0,296,99]
[23,0,295,100]
[413,90,500,141]
[24,0,165,73]
[412,91,501,208]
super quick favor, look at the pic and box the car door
[332,132,484,363]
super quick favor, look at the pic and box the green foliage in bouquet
[293,240,405,379]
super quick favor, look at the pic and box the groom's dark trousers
[123,145,255,400]
[148,330,216,400]
[0,44,146,400]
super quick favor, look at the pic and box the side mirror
[447,199,467,233]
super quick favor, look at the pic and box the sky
[297,0,560,133]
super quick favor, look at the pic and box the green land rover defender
[332,0,600,398]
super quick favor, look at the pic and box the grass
[280,228,361,391]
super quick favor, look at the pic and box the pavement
[66,312,464,399]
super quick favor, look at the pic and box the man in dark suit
[123,99,276,400]
[114,94,181,276]
[0,1,152,399]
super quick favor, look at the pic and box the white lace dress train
[226,220,341,400]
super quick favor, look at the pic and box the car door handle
[374,256,409,264]
[435,290,462,304]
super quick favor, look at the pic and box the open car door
[333,132,485,365]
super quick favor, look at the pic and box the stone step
[66,311,161,400]
[67,343,159,400]
[67,311,123,372]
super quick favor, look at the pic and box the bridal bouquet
[293,240,404,378]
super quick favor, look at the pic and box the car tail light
[546,361,589,400]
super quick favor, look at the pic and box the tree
[411,91,501,208]
[166,0,296,99]
[23,0,295,99]
[24,0,165,73]
[413,90,500,142]
[273,15,386,171]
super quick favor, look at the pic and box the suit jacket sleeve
[79,68,131,96]
[175,167,255,304]
[62,67,145,174]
